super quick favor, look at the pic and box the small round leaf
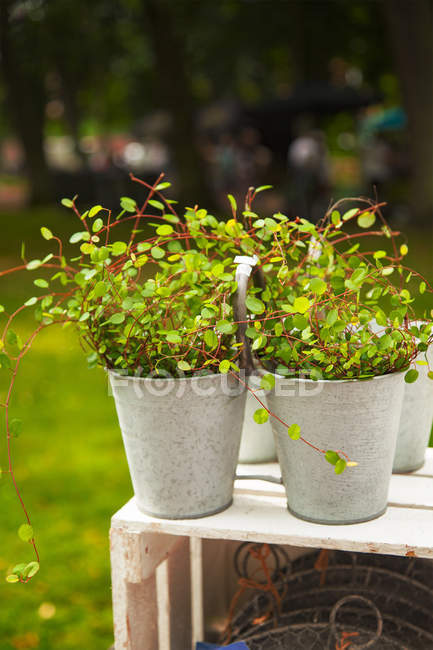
[404,369,419,383]
[260,374,275,391]
[18,524,34,542]
[219,360,231,374]
[357,212,375,228]
[293,297,310,314]
[6,574,20,583]
[253,408,269,424]
[245,296,265,315]
[288,423,301,440]
[335,458,347,474]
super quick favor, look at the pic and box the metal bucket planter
[369,320,433,473]
[266,372,405,524]
[239,374,277,464]
[393,344,433,473]
[109,370,246,519]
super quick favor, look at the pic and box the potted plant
[243,198,432,524]
[1,175,266,582]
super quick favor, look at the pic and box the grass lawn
[0,208,131,649]
[0,206,431,649]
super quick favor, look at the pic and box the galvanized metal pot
[239,374,277,464]
[266,372,405,524]
[109,370,246,519]
[393,344,433,473]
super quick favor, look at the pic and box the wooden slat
[112,492,433,559]
[112,449,433,564]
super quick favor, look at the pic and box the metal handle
[234,256,257,375]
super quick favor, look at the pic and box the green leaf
[309,277,327,295]
[93,281,107,298]
[6,329,17,346]
[325,450,340,466]
[177,360,191,372]
[6,574,20,583]
[151,246,165,259]
[26,259,42,270]
[216,320,235,334]
[0,352,11,368]
[11,563,27,576]
[251,334,266,351]
[293,297,310,314]
[24,297,37,306]
[148,199,165,211]
[10,419,22,438]
[227,194,237,213]
[342,208,359,221]
[22,561,39,578]
[92,218,104,232]
[166,331,182,344]
[419,281,426,294]
[163,214,180,224]
[61,198,73,208]
[112,241,127,256]
[253,408,269,424]
[331,210,341,225]
[89,205,103,218]
[357,212,375,228]
[378,334,392,351]
[245,295,265,315]
[326,309,338,326]
[293,314,308,330]
[156,181,171,190]
[156,224,174,236]
[204,329,218,348]
[255,185,272,193]
[40,227,53,240]
[404,369,419,383]
[34,279,48,289]
[260,374,275,391]
[108,313,125,325]
[219,360,231,374]
[288,423,301,440]
[120,197,137,212]
[69,232,85,244]
[427,371,433,380]
[18,524,34,542]
[375,309,387,327]
[335,458,347,474]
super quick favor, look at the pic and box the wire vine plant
[1,174,432,583]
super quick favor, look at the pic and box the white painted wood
[110,528,184,649]
[156,560,170,650]
[110,448,433,648]
[190,537,204,648]
[112,487,433,560]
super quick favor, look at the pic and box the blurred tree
[141,0,211,206]
[0,0,51,204]
[384,0,433,225]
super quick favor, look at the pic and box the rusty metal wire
[227,546,433,649]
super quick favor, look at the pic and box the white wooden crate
[110,448,433,650]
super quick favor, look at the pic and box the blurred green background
[0,1,432,648]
